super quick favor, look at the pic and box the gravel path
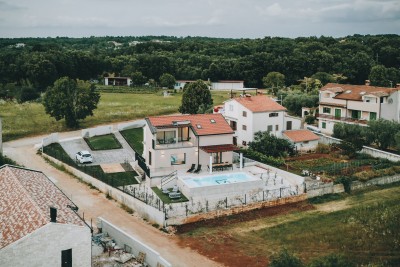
[3,129,222,267]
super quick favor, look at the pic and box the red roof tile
[0,166,85,249]
[321,83,396,101]
[200,144,240,153]
[147,113,233,136]
[283,130,319,142]
[232,95,286,113]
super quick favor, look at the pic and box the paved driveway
[60,131,136,165]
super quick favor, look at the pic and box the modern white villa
[221,95,303,147]
[318,82,400,134]
[143,113,240,184]
[0,165,92,267]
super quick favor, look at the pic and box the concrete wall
[42,133,59,147]
[350,174,400,190]
[81,125,113,138]
[117,120,146,131]
[211,82,244,90]
[0,223,91,267]
[42,154,165,226]
[381,91,400,122]
[306,182,344,198]
[98,218,171,267]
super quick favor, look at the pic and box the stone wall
[350,174,400,190]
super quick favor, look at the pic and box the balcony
[154,138,196,149]
[317,114,368,124]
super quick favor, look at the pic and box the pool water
[182,172,255,187]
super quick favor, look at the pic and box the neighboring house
[222,95,302,147]
[283,129,320,152]
[104,76,132,86]
[318,82,400,134]
[0,165,92,267]
[211,80,244,90]
[143,114,238,181]
[174,80,196,90]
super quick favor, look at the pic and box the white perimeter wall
[0,223,91,267]
[98,217,171,267]
[81,125,113,138]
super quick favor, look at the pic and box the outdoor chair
[172,185,179,192]
[187,164,195,173]
[168,192,181,199]
[194,164,202,174]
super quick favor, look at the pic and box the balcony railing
[154,139,196,149]
[317,114,368,124]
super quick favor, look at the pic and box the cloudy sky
[1,0,399,38]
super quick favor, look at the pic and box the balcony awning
[200,144,240,153]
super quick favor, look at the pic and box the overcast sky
[1,0,399,38]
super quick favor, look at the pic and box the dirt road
[4,131,222,267]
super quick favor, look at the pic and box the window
[267,125,273,132]
[242,111,247,117]
[370,112,377,121]
[286,121,292,130]
[178,127,189,142]
[242,125,247,131]
[322,122,326,129]
[230,121,237,130]
[210,119,216,123]
[196,124,202,129]
[303,141,309,144]
[171,153,186,165]
[229,104,233,111]
[156,130,176,144]
[269,112,279,117]
[275,125,279,131]
[62,249,72,267]
[242,141,247,146]
[351,110,361,119]
[148,151,152,165]
[322,107,331,114]
[213,152,222,164]
[233,136,237,146]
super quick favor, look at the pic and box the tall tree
[159,73,176,89]
[178,80,213,114]
[43,77,100,128]
[262,71,285,95]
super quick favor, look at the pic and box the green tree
[311,72,335,85]
[283,93,319,116]
[43,77,100,128]
[269,249,303,267]
[309,254,355,267]
[332,123,367,157]
[262,72,285,96]
[369,65,388,87]
[179,80,213,114]
[249,131,295,158]
[366,119,400,149]
[131,71,147,86]
[159,73,176,89]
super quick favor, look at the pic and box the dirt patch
[101,163,125,173]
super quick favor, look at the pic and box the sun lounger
[168,192,181,199]
[193,164,202,173]
[187,164,195,172]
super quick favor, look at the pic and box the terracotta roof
[217,80,244,83]
[147,113,233,136]
[283,130,319,143]
[200,144,240,153]
[319,102,346,108]
[231,95,286,113]
[321,83,396,101]
[0,165,85,249]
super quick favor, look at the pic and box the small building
[104,76,132,86]
[0,165,92,267]
[174,80,196,90]
[223,95,302,146]
[283,130,320,152]
[211,80,244,90]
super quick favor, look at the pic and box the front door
[62,249,72,267]
[334,109,341,119]
[213,152,222,164]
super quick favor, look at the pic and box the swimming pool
[177,172,263,199]
[181,172,256,187]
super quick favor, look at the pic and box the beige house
[0,165,92,267]
[318,82,400,134]
[143,114,238,184]
[222,95,302,147]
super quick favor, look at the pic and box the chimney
[50,207,57,223]
[396,83,400,89]
[365,80,370,86]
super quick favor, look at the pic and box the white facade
[381,90,400,122]
[104,77,132,86]
[211,81,244,90]
[0,223,91,267]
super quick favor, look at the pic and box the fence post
[244,194,247,205]
[263,191,265,201]
[280,188,282,198]
[185,204,188,216]
[225,197,228,208]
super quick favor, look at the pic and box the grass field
[120,128,144,155]
[85,134,122,150]
[0,91,231,142]
[177,185,400,267]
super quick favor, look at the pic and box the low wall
[42,154,165,226]
[81,125,113,138]
[350,174,400,191]
[306,182,344,198]
[98,217,171,267]
[317,133,400,162]
[42,133,59,147]
[117,120,146,131]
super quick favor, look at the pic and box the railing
[160,170,178,189]
[154,140,196,149]
[317,114,368,124]
[135,153,150,177]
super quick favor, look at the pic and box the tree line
[1,34,400,99]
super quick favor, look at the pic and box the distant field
[0,91,231,142]
[177,185,400,267]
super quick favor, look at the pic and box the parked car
[76,151,93,164]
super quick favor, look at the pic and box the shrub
[315,143,330,154]
[241,149,285,167]
[269,249,304,267]
[305,115,316,124]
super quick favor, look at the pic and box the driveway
[61,131,136,165]
[3,124,222,267]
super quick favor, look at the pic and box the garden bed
[84,134,122,150]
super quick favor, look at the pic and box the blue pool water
[182,172,255,187]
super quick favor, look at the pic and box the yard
[85,134,122,150]
[0,91,230,142]
[176,184,400,267]
[120,128,144,155]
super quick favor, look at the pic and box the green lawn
[85,134,122,150]
[120,128,144,155]
[0,91,230,142]
[152,187,189,204]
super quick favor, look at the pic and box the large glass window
[213,152,222,164]
[156,130,176,144]
[351,110,361,119]
[322,107,331,114]
[178,127,189,142]
[171,153,186,165]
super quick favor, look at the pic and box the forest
[0,34,399,98]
